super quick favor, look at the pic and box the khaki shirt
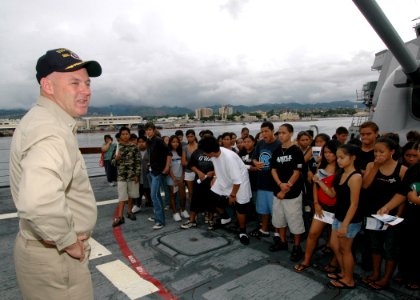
[9,96,97,251]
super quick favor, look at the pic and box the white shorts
[184,171,195,181]
[272,193,305,235]
[117,181,140,201]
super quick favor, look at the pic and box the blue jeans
[148,173,165,225]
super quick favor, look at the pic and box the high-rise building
[219,105,233,120]
[195,108,213,120]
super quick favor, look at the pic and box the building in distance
[195,108,213,120]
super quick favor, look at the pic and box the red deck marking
[112,209,178,300]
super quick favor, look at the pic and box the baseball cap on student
[36,48,102,83]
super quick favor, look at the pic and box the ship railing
[0,147,105,188]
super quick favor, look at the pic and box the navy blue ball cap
[36,48,102,83]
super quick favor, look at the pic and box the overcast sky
[1,0,420,109]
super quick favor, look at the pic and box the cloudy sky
[1,0,420,109]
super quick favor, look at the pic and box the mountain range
[0,100,359,118]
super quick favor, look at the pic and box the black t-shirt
[364,162,403,215]
[252,139,280,191]
[148,136,169,175]
[357,148,375,172]
[398,163,420,223]
[239,148,257,191]
[357,148,375,216]
[188,149,214,178]
[270,144,304,199]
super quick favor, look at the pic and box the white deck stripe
[0,199,119,220]
[0,212,17,220]
[96,260,159,299]
[89,237,112,260]
[96,199,119,206]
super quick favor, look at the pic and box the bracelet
[230,194,237,198]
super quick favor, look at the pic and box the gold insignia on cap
[65,62,83,70]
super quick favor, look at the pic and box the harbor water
[0,117,351,187]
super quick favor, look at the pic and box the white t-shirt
[211,147,251,204]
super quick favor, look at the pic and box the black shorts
[210,191,250,215]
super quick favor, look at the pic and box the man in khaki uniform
[9,48,102,299]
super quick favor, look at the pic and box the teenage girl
[326,144,362,289]
[361,137,406,290]
[307,133,330,184]
[167,135,188,221]
[294,140,340,273]
[297,131,313,163]
[401,141,419,167]
[182,129,198,215]
[240,135,259,219]
[378,141,420,290]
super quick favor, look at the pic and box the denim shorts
[332,219,361,239]
[255,190,274,214]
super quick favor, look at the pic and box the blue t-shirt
[252,139,280,191]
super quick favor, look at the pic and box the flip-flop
[368,281,389,290]
[294,263,310,273]
[361,277,376,286]
[327,273,342,280]
[328,280,356,289]
[323,264,339,273]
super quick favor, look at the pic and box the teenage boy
[132,135,152,213]
[335,126,349,144]
[250,121,280,239]
[357,121,380,271]
[145,122,170,230]
[271,124,305,261]
[112,126,141,227]
[199,136,252,245]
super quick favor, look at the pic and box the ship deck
[1,176,419,300]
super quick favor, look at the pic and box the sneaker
[127,212,136,221]
[290,245,304,262]
[173,212,182,222]
[239,233,250,245]
[112,217,125,227]
[220,217,231,225]
[180,221,197,229]
[131,205,141,214]
[152,223,164,230]
[269,237,288,252]
[249,229,270,238]
[181,210,190,218]
[147,217,155,222]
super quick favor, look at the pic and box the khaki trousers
[14,233,93,300]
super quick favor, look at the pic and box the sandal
[294,263,310,273]
[368,281,389,290]
[323,264,339,274]
[328,280,355,289]
[327,273,342,280]
[361,277,376,286]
